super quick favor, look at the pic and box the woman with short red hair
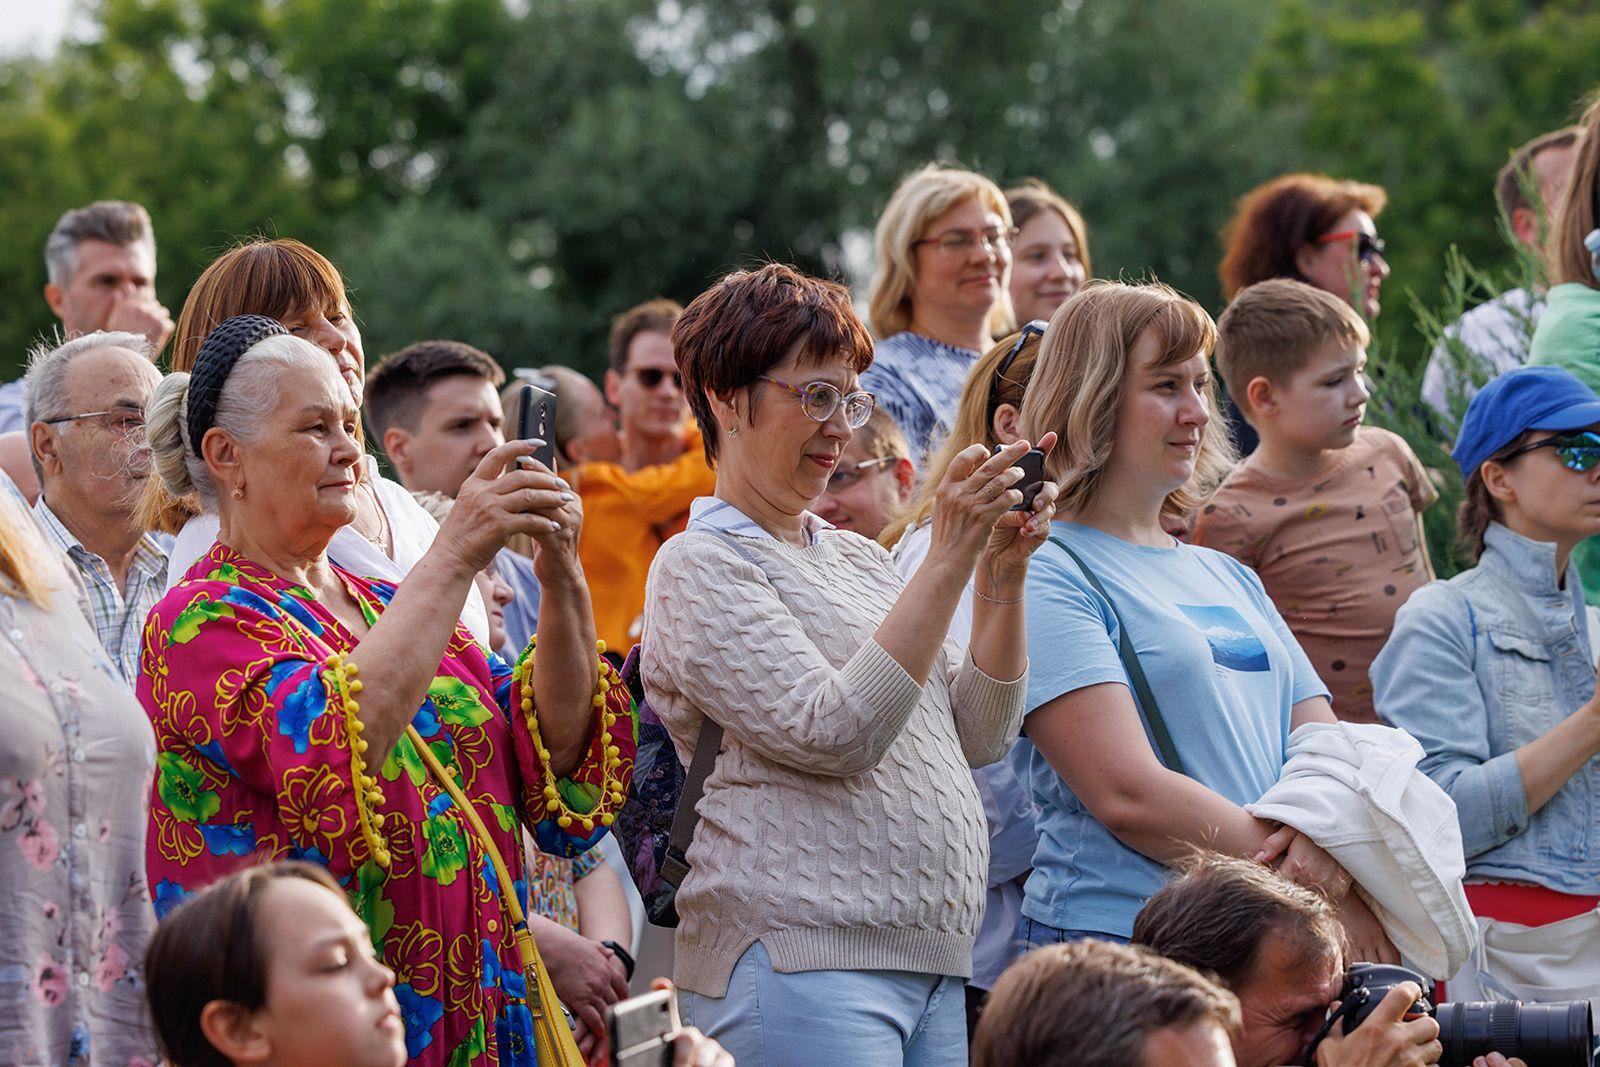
[1219,173,1390,322]
[644,262,1058,1063]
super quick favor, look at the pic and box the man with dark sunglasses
[583,298,716,653]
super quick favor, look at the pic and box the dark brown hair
[1497,127,1582,226]
[1131,851,1342,991]
[145,861,347,1067]
[607,298,684,375]
[1216,278,1371,416]
[1550,91,1600,289]
[364,339,505,441]
[672,263,874,465]
[971,939,1241,1067]
[1456,431,1535,561]
[1219,173,1388,300]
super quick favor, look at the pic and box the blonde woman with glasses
[863,164,1016,461]
[1011,282,1395,962]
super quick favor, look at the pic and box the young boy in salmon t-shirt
[1193,279,1437,722]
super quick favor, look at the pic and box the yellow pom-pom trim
[514,637,625,835]
[324,652,391,868]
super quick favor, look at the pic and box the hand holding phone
[607,988,676,1067]
[517,382,558,471]
[995,445,1046,511]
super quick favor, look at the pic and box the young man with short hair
[1193,279,1436,723]
[364,339,508,498]
[582,299,715,654]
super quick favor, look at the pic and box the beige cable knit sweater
[642,527,1026,997]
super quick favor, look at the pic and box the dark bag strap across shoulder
[1047,536,1187,777]
[658,528,769,890]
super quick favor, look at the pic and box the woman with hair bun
[137,317,636,1066]
[139,237,492,646]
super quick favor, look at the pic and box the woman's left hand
[977,432,1060,590]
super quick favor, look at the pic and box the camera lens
[1435,1000,1594,1066]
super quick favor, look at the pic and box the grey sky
[2,0,76,57]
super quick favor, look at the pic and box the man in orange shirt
[576,299,715,656]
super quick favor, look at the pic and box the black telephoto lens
[1435,1000,1594,1066]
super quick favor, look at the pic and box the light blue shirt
[1373,522,1600,892]
[1017,521,1327,937]
[859,332,980,462]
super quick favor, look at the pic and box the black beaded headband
[186,315,289,457]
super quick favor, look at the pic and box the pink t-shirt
[1193,427,1438,723]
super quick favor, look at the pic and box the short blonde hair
[1216,278,1370,413]
[1019,281,1234,526]
[867,164,1014,340]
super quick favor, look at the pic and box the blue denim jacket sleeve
[1372,582,1531,857]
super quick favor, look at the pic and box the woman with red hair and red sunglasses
[1216,173,1391,453]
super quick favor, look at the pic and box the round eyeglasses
[758,377,876,428]
[1498,430,1600,473]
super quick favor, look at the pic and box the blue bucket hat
[1452,366,1600,479]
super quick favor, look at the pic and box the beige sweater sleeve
[646,535,925,776]
[947,647,1028,769]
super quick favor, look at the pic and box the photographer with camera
[1133,854,1540,1067]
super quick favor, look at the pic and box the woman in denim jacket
[1373,366,1600,996]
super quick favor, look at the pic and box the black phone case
[997,447,1046,510]
[518,383,558,470]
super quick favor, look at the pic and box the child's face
[248,879,406,1067]
[1267,342,1370,452]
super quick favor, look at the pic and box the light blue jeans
[676,941,967,1066]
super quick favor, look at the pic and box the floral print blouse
[138,543,636,1067]
[0,539,159,1065]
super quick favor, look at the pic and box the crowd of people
[4,78,1600,1067]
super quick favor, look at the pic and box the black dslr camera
[1302,963,1595,1066]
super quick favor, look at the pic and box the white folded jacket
[1246,720,1477,979]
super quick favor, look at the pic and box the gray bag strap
[1048,536,1188,777]
[659,529,764,887]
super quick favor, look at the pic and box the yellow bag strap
[408,725,586,1067]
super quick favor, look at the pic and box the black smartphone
[996,445,1046,511]
[607,988,677,1067]
[517,382,558,471]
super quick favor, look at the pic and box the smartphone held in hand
[518,382,558,471]
[607,988,677,1067]
[995,445,1046,511]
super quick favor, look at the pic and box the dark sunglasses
[633,367,683,391]
[1314,229,1386,263]
[1499,430,1600,473]
[989,320,1047,410]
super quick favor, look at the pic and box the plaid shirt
[33,496,168,685]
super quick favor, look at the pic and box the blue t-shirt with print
[1016,521,1328,937]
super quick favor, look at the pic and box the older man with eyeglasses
[24,331,167,683]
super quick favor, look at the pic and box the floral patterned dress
[0,514,158,1066]
[137,543,636,1067]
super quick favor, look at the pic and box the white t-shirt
[165,455,492,648]
[1421,287,1544,423]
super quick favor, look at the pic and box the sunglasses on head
[989,320,1047,411]
[1314,229,1386,263]
[632,367,683,390]
[1498,430,1600,473]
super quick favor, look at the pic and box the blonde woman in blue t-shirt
[1012,281,1393,964]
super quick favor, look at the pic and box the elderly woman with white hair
[863,163,1016,459]
[137,316,636,1067]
